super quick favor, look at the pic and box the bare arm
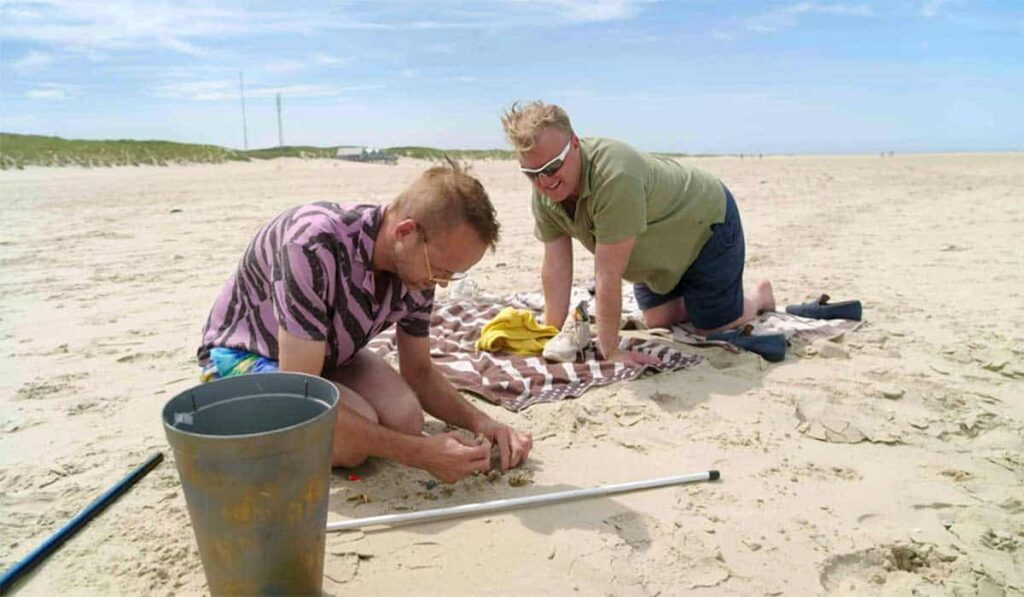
[592,240,663,366]
[398,328,532,470]
[397,329,488,432]
[542,236,573,329]
[278,327,476,476]
[594,237,635,360]
[277,327,328,375]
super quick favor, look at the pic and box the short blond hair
[501,101,573,153]
[391,160,500,250]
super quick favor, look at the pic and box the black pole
[0,452,164,594]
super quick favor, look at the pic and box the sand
[1,153,1022,595]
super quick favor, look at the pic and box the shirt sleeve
[531,190,570,242]
[398,288,435,337]
[272,242,333,341]
[590,174,648,244]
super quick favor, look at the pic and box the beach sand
[1,153,1022,595]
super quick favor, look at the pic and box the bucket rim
[162,372,339,441]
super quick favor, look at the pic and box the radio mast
[239,71,249,150]
[276,93,283,147]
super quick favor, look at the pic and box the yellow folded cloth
[476,307,559,355]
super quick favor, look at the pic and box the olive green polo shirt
[532,137,727,294]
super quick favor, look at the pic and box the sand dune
[1,153,1022,595]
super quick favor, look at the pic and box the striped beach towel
[367,298,703,412]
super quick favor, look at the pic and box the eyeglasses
[422,236,467,286]
[519,137,572,180]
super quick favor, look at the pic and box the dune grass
[0,132,716,170]
[242,145,342,160]
[386,146,516,161]
[0,133,524,169]
[0,133,247,168]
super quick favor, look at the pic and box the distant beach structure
[335,146,397,164]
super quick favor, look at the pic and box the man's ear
[394,218,419,240]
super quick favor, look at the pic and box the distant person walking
[501,101,776,365]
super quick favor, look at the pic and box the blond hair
[501,101,573,153]
[391,160,500,250]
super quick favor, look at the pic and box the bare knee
[382,393,424,436]
[342,395,379,425]
[643,310,677,329]
[332,450,367,469]
[330,398,378,468]
[640,297,686,329]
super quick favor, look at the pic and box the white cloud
[13,51,54,70]
[795,1,872,15]
[149,79,374,101]
[155,35,206,57]
[151,79,237,100]
[424,43,456,54]
[506,0,655,23]
[312,53,351,67]
[0,1,251,54]
[26,83,82,100]
[920,0,964,18]
[747,2,872,33]
[245,84,342,99]
[0,0,480,56]
[0,114,41,128]
[0,0,660,66]
[263,59,308,74]
[254,83,382,100]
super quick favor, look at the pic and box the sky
[1,0,1021,154]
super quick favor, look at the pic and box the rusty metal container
[163,373,338,595]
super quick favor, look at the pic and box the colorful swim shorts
[199,347,279,383]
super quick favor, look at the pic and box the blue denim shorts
[633,185,745,330]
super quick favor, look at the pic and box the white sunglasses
[519,138,572,179]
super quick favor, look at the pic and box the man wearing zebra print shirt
[198,164,532,483]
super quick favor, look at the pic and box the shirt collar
[361,203,418,303]
[351,204,384,296]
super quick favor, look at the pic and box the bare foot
[755,279,776,314]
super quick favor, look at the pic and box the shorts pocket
[702,218,739,258]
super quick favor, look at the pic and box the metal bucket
[163,373,339,596]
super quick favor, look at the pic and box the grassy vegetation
[0,133,719,171]
[0,133,521,169]
[654,151,714,158]
[0,133,246,168]
[242,145,341,160]
[387,146,516,161]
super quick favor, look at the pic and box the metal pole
[276,93,283,147]
[0,452,164,593]
[239,71,248,150]
[327,469,719,533]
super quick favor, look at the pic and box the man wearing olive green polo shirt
[501,101,776,366]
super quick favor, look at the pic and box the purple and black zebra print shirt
[197,202,434,369]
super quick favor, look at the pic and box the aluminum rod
[327,469,719,533]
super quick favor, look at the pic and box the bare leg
[327,387,377,467]
[694,279,776,336]
[642,297,689,329]
[323,350,424,467]
[641,279,776,334]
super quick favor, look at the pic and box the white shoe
[543,318,592,362]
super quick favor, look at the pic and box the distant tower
[239,71,249,150]
[276,93,284,147]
